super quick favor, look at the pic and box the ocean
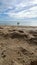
[0,21,37,26]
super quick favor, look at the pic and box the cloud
[5,5,37,19]
[0,0,37,21]
[32,0,37,4]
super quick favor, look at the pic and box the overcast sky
[0,0,37,25]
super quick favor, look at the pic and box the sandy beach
[0,26,37,65]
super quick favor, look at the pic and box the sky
[0,0,37,25]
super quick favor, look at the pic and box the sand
[0,26,37,65]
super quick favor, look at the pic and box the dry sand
[0,26,37,65]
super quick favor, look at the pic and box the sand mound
[1,30,28,40]
[28,30,37,45]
